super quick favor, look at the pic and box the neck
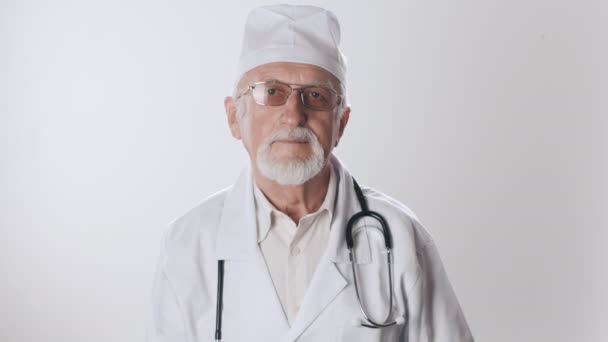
[253,163,331,223]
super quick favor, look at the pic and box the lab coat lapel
[214,163,290,338]
[284,156,370,341]
[222,244,290,341]
[285,253,347,341]
[215,164,257,261]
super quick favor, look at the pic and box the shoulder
[155,187,232,300]
[361,185,419,221]
[359,184,435,250]
[162,186,231,249]
[357,184,444,291]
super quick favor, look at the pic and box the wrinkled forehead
[237,62,342,91]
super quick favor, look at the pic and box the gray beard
[256,128,326,185]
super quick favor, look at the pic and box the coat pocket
[340,316,405,342]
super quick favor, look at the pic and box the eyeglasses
[236,80,342,111]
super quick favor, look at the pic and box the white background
[1,0,606,341]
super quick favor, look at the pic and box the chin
[256,153,325,186]
[271,145,312,158]
[273,155,310,164]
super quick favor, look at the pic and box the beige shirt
[253,167,337,325]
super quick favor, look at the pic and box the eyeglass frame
[235,80,344,111]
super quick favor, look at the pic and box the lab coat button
[291,247,301,256]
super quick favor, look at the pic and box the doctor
[148,4,474,342]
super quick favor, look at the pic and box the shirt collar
[253,164,338,243]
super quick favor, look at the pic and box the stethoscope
[214,179,401,341]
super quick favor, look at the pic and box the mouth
[273,139,309,144]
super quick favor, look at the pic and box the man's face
[225,62,350,185]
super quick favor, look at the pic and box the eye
[266,88,277,95]
[306,89,329,102]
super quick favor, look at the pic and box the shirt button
[291,247,301,256]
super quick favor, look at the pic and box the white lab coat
[148,156,474,342]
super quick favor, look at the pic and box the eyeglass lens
[251,82,339,111]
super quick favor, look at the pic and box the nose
[280,89,307,127]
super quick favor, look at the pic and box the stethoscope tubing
[215,260,225,342]
[213,178,400,340]
[347,179,398,328]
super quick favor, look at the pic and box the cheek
[321,119,340,143]
[237,117,257,155]
[241,121,271,155]
[310,127,335,155]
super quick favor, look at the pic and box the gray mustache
[269,128,314,144]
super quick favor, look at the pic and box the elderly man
[148,4,473,342]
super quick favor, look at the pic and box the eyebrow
[260,78,337,90]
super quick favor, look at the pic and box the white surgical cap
[236,4,347,85]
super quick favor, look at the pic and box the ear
[224,96,242,140]
[334,107,351,147]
